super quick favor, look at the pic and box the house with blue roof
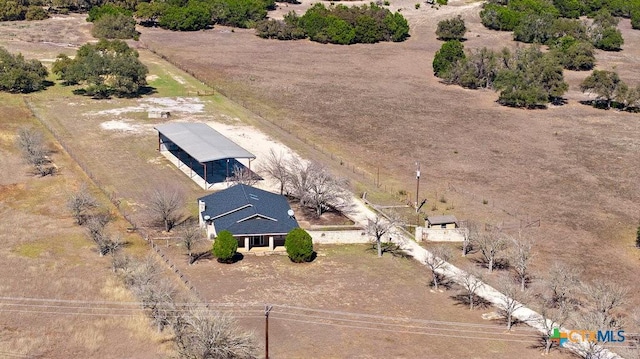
[198,184,299,251]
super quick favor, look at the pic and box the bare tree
[497,277,528,330]
[458,221,477,257]
[425,245,452,290]
[544,262,581,307]
[181,226,203,264]
[509,232,533,291]
[365,214,399,257]
[85,214,120,256]
[259,148,289,195]
[148,185,185,232]
[534,302,571,355]
[173,307,257,359]
[230,164,258,186]
[477,228,507,272]
[287,159,350,217]
[581,280,628,329]
[67,184,98,225]
[16,127,55,176]
[135,278,179,332]
[285,157,314,200]
[573,311,610,359]
[458,267,484,310]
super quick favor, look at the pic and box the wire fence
[137,42,536,227]
[23,96,207,303]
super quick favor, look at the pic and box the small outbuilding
[198,184,299,251]
[425,215,459,229]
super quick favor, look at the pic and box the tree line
[432,15,639,111]
[255,3,409,44]
[479,0,637,52]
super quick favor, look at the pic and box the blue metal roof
[199,184,299,236]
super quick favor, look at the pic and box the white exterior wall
[308,229,371,244]
[416,227,468,242]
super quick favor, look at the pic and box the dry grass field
[158,242,573,359]
[0,1,638,357]
[136,0,640,327]
[0,94,172,358]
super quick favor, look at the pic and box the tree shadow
[366,242,412,259]
[469,257,510,271]
[428,275,455,290]
[190,250,213,264]
[215,252,244,264]
[449,293,492,310]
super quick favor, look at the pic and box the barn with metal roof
[155,123,256,189]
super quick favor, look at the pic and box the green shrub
[0,47,48,93]
[592,26,624,51]
[212,230,238,263]
[432,40,465,78]
[552,37,594,70]
[436,15,466,40]
[436,0,447,5]
[25,6,48,20]
[632,11,640,29]
[494,46,567,108]
[91,13,139,39]
[209,0,271,28]
[285,228,314,263]
[513,12,555,43]
[159,3,212,31]
[87,4,132,22]
[552,0,584,18]
[480,3,522,31]
[255,18,306,39]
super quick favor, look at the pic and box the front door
[251,235,265,246]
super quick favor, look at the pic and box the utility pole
[265,305,273,359]
[415,161,421,212]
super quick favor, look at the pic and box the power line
[270,311,538,338]
[271,316,537,344]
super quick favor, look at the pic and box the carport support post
[203,162,207,189]
[269,236,274,251]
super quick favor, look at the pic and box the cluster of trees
[16,127,57,176]
[52,39,149,98]
[0,0,48,21]
[260,149,351,217]
[433,41,568,108]
[580,69,640,111]
[255,3,409,44]
[425,225,630,359]
[480,0,628,51]
[112,254,257,357]
[0,47,48,94]
[135,0,275,30]
[87,4,138,39]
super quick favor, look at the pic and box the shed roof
[199,184,299,236]
[426,215,458,225]
[155,123,255,163]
